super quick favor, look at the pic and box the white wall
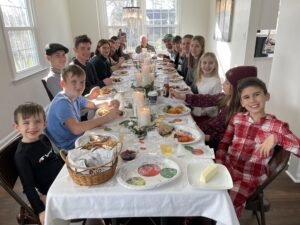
[267,0,300,182]
[0,0,73,147]
[179,0,210,39]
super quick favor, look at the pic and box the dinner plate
[161,67,177,74]
[97,87,115,99]
[117,155,181,190]
[187,160,233,190]
[113,70,129,76]
[75,132,119,149]
[160,104,191,117]
[164,117,187,125]
[170,85,191,94]
[169,75,183,82]
[172,125,201,145]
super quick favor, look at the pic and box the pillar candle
[138,106,151,127]
[133,90,144,116]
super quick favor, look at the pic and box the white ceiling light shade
[122,6,142,21]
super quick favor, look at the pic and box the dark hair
[95,39,110,55]
[237,77,268,96]
[74,34,91,48]
[183,34,193,39]
[110,36,119,41]
[172,35,182,44]
[62,64,85,81]
[14,102,45,124]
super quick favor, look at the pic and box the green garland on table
[131,81,154,95]
[119,117,156,140]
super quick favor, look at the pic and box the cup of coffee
[148,90,158,104]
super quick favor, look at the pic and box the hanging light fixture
[122,0,142,52]
[122,0,141,21]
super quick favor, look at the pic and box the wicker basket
[60,149,119,186]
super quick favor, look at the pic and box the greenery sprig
[119,118,156,140]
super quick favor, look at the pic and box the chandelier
[122,6,141,21]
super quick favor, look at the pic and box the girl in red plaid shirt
[216,77,300,218]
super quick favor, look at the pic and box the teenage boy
[70,34,111,95]
[14,102,64,225]
[44,43,69,97]
[216,77,300,218]
[46,64,121,150]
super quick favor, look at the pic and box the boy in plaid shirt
[216,77,300,218]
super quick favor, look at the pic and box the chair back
[0,135,40,224]
[41,78,54,101]
[248,145,290,201]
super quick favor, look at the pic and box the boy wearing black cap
[44,43,69,98]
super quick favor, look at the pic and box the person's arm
[215,114,236,163]
[15,152,45,215]
[185,92,224,107]
[64,109,122,135]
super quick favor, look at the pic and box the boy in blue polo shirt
[46,64,121,150]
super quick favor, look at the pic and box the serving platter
[187,160,233,190]
[117,155,181,190]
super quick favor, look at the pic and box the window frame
[99,0,180,50]
[0,0,45,81]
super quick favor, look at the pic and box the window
[0,0,42,80]
[101,0,179,51]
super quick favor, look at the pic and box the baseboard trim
[285,170,300,183]
[0,130,20,149]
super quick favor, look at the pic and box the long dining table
[44,59,239,225]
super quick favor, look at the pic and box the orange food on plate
[177,136,194,142]
[166,105,185,114]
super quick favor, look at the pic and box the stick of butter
[200,163,218,183]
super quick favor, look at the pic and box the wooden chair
[0,135,41,225]
[245,146,291,225]
[41,78,54,101]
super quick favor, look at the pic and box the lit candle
[135,71,142,87]
[138,106,151,127]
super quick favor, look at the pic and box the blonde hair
[193,52,220,85]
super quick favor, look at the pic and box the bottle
[163,77,170,97]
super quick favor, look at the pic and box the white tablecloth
[45,63,239,225]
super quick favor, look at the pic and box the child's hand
[119,57,125,64]
[169,88,186,100]
[103,78,113,86]
[256,134,276,157]
[87,87,100,100]
[109,99,120,109]
[39,211,45,225]
[105,108,122,121]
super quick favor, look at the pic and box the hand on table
[109,99,120,109]
[104,108,122,122]
[86,86,100,100]
[169,88,186,100]
[103,78,113,86]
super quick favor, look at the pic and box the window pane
[0,0,30,27]
[8,30,39,72]
[106,0,131,26]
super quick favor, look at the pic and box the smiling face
[200,55,216,76]
[14,113,46,143]
[47,50,67,70]
[73,42,91,64]
[182,37,192,55]
[240,86,270,119]
[62,72,86,99]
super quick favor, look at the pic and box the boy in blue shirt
[46,64,121,150]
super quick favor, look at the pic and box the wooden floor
[1,171,299,225]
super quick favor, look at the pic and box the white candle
[133,90,144,116]
[135,71,142,87]
[149,72,155,82]
[138,106,151,127]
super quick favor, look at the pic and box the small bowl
[121,149,137,161]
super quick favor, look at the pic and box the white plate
[117,155,181,190]
[113,70,129,76]
[95,108,127,119]
[164,117,187,125]
[187,160,233,190]
[170,85,191,94]
[177,144,215,158]
[75,132,119,148]
[169,75,183,82]
[173,125,201,145]
[160,104,191,117]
